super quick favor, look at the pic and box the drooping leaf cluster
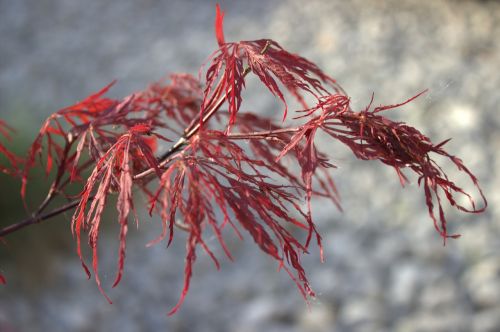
[4,4,486,313]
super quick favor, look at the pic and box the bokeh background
[1,0,499,331]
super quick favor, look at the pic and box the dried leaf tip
[215,4,226,46]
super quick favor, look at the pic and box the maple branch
[0,4,486,315]
[133,147,185,180]
[34,138,76,215]
[132,80,238,181]
[226,127,301,140]
[135,41,273,180]
[0,197,89,237]
[3,144,95,237]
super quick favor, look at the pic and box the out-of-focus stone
[395,311,471,332]
[464,257,500,309]
[472,308,500,332]
[389,263,421,305]
[299,303,336,332]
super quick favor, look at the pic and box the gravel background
[0,1,499,331]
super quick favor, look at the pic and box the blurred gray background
[0,0,499,331]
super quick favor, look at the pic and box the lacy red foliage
[2,4,485,312]
[72,123,167,302]
[280,92,486,242]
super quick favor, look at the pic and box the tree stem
[226,127,300,139]
[0,197,90,237]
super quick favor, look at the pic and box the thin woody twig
[0,197,92,237]
[225,127,301,139]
